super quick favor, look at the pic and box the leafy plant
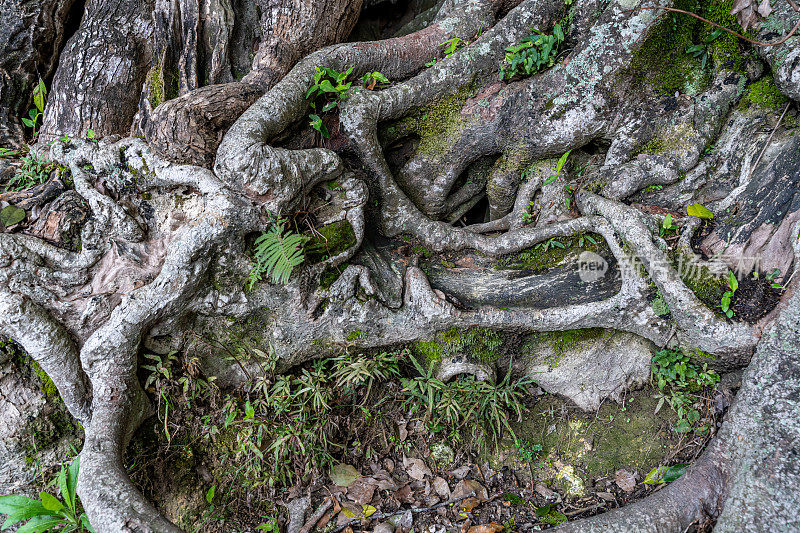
[659,214,677,237]
[5,152,54,191]
[361,71,389,90]
[401,354,529,453]
[248,219,309,288]
[500,24,565,81]
[720,271,738,319]
[0,148,20,158]
[426,37,464,67]
[651,349,719,434]
[540,150,571,186]
[0,456,95,532]
[535,503,567,525]
[685,29,723,68]
[305,66,354,138]
[21,80,47,137]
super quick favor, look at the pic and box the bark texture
[0,0,799,531]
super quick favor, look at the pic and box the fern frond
[248,220,309,288]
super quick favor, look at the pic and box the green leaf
[21,118,35,128]
[554,150,571,173]
[727,271,738,292]
[80,514,96,533]
[687,203,714,219]
[58,466,70,515]
[1,205,26,227]
[329,463,361,487]
[663,464,688,482]
[205,485,216,504]
[642,465,668,484]
[321,101,338,112]
[66,458,79,514]
[38,493,62,513]
[373,72,389,83]
[0,495,50,530]
[34,80,47,113]
[244,401,255,419]
[16,515,65,533]
[319,80,337,93]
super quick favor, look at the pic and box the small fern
[248,220,309,288]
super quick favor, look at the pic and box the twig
[329,493,476,533]
[749,101,792,179]
[620,5,800,47]
[299,498,333,533]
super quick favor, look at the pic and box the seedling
[720,271,738,318]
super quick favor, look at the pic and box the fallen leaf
[330,463,361,487]
[453,479,488,501]
[392,483,414,504]
[346,477,376,505]
[0,205,25,227]
[433,476,451,499]
[615,470,636,493]
[596,491,616,502]
[340,501,363,519]
[460,497,481,513]
[403,457,432,481]
[535,483,556,500]
[451,465,472,479]
[467,522,505,533]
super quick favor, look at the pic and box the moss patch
[412,327,503,365]
[738,77,789,110]
[379,86,478,156]
[629,0,745,95]
[499,233,605,273]
[522,328,610,369]
[503,388,681,483]
[305,220,357,263]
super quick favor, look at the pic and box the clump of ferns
[248,216,309,289]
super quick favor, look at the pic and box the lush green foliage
[305,66,354,137]
[0,456,95,533]
[643,462,688,485]
[651,349,719,434]
[248,219,309,288]
[5,152,54,192]
[499,24,564,81]
[401,354,530,453]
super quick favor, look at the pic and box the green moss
[671,253,727,313]
[503,389,681,482]
[346,330,367,342]
[499,233,604,273]
[320,265,343,290]
[27,358,59,398]
[629,0,746,95]
[738,77,789,110]
[146,65,164,109]
[523,328,609,369]
[412,327,503,365]
[305,220,357,263]
[379,87,477,156]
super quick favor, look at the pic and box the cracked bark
[0,0,799,530]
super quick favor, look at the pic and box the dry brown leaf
[392,483,415,505]
[452,479,488,501]
[460,496,482,513]
[346,477,376,505]
[730,0,770,32]
[403,457,433,481]
[433,476,451,499]
[615,469,636,493]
